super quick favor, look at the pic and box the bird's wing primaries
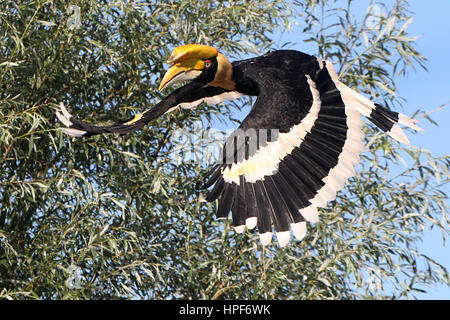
[200,57,421,247]
[56,84,243,137]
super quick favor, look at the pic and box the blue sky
[395,0,450,300]
[273,0,449,299]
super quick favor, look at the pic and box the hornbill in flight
[57,44,423,247]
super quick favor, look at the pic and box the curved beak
[159,58,205,91]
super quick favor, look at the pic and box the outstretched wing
[57,82,243,137]
[199,55,422,247]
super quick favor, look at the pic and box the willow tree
[0,0,448,299]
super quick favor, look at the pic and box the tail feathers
[56,102,153,137]
[336,83,423,145]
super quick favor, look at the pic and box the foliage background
[0,0,448,299]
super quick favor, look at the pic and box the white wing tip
[388,125,410,145]
[232,218,257,234]
[277,231,291,247]
[300,206,319,223]
[245,217,257,229]
[291,222,307,241]
[231,220,308,247]
[398,114,424,132]
[259,232,273,246]
[234,225,245,234]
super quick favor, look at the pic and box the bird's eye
[204,59,212,69]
